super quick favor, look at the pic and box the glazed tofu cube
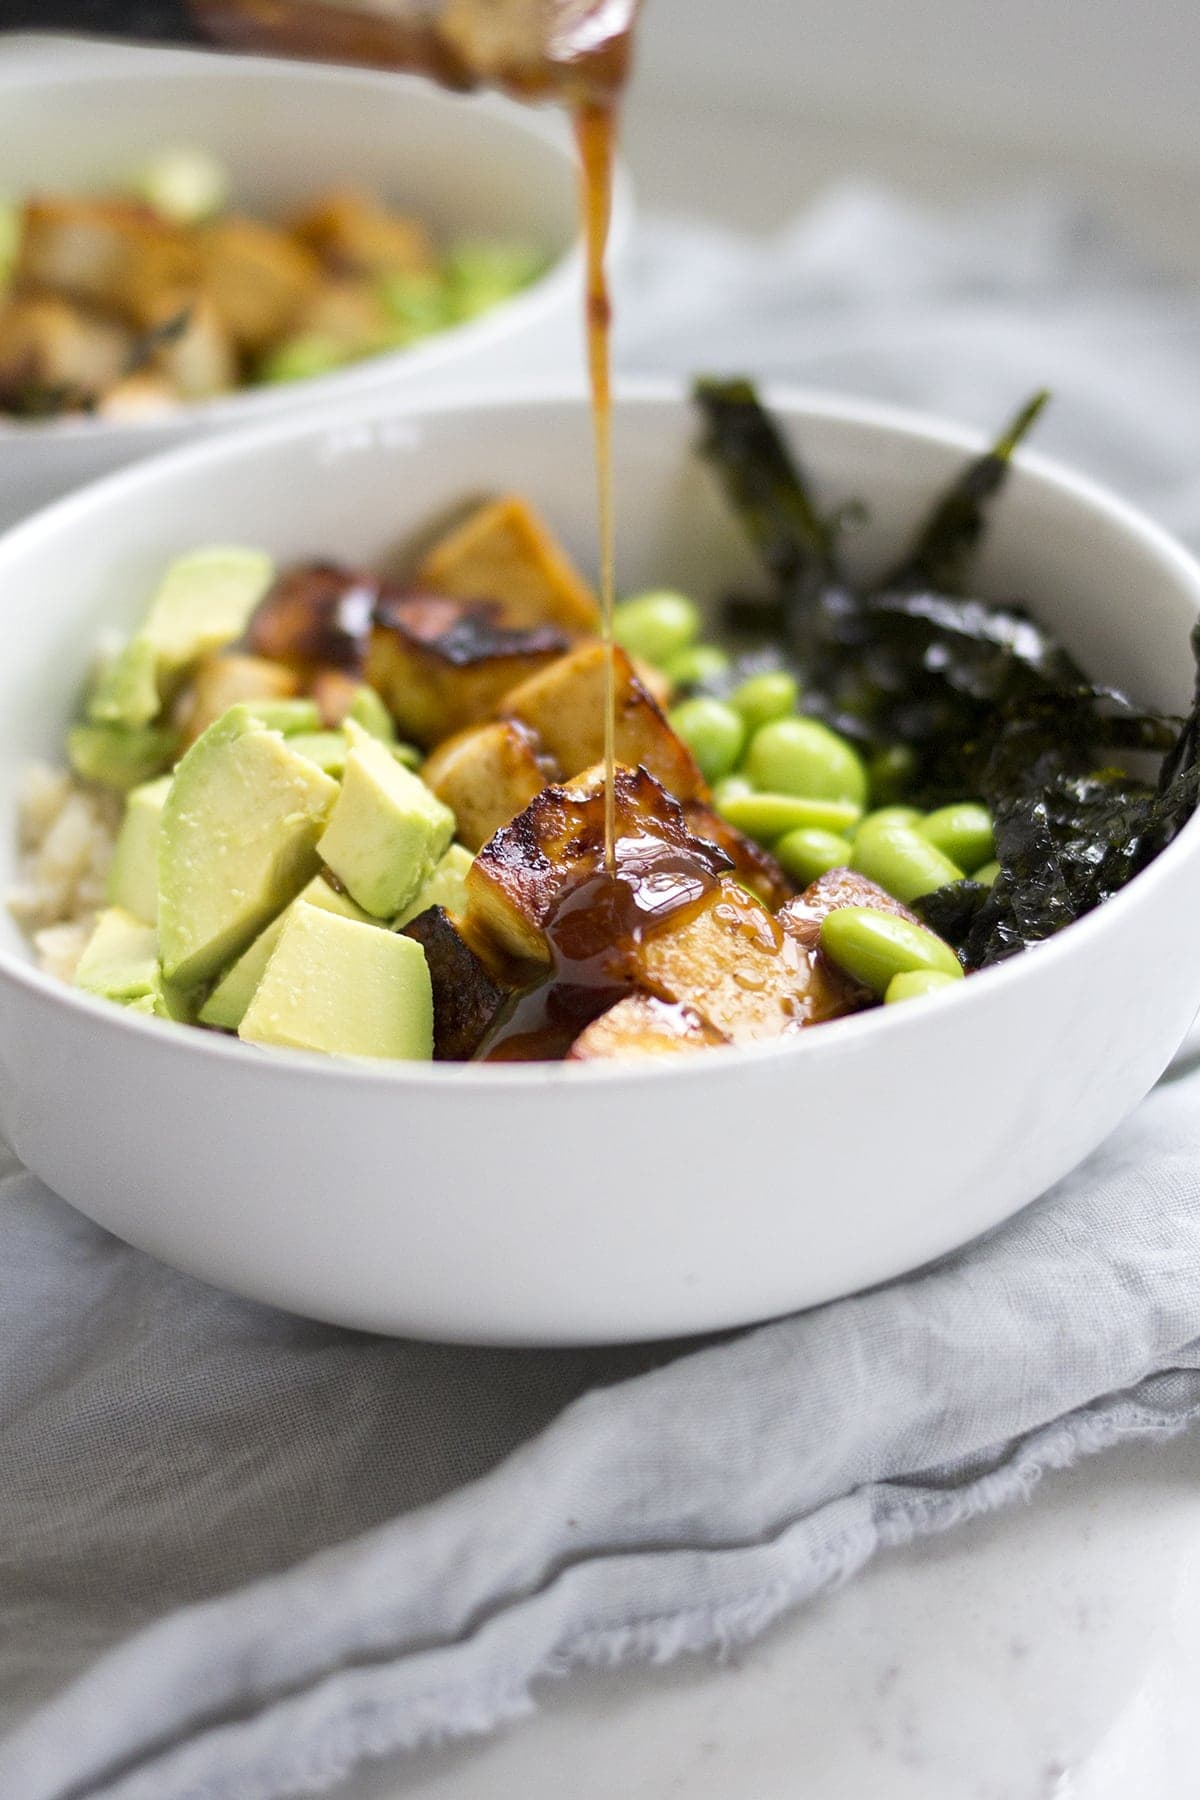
[290,277,394,351]
[465,763,722,965]
[16,196,199,326]
[0,295,131,410]
[200,216,320,353]
[175,653,300,747]
[400,904,511,1059]
[289,190,436,278]
[416,495,599,634]
[567,993,729,1061]
[365,592,568,747]
[633,879,819,1046]
[143,291,237,400]
[682,798,796,911]
[501,642,706,802]
[421,718,551,851]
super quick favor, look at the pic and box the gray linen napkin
[5,188,1200,1800]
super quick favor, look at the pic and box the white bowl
[0,39,614,528]
[2,383,1199,1346]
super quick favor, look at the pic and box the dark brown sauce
[480,833,723,1061]
[574,97,619,872]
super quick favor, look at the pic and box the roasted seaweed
[695,376,1200,970]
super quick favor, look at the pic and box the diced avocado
[199,873,373,1031]
[87,636,160,729]
[73,906,192,1019]
[289,730,348,777]
[317,720,454,919]
[142,548,275,676]
[107,775,172,924]
[158,705,338,988]
[248,697,322,734]
[83,548,275,731]
[393,742,422,770]
[393,843,473,928]
[68,721,179,791]
[346,684,396,742]
[239,904,433,1060]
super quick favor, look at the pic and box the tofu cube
[421,718,551,851]
[416,495,599,634]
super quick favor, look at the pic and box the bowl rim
[0,49,623,442]
[4,375,1200,1089]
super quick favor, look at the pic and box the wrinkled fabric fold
[4,189,1200,1800]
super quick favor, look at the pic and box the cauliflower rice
[8,764,120,981]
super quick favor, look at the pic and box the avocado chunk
[249,697,322,734]
[393,842,474,928]
[199,873,373,1031]
[107,775,172,924]
[74,906,191,1019]
[239,904,433,1059]
[346,683,396,742]
[87,548,275,729]
[158,705,338,988]
[68,721,179,792]
[289,730,349,777]
[317,720,454,919]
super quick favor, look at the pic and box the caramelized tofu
[501,643,706,802]
[16,196,199,326]
[0,295,131,411]
[289,190,436,278]
[567,994,729,1061]
[633,879,820,1046]
[247,563,378,676]
[422,719,551,851]
[416,495,599,634]
[401,904,510,1059]
[200,216,320,354]
[683,799,796,912]
[144,291,236,400]
[175,654,300,747]
[466,764,716,965]
[366,592,568,747]
[290,276,394,351]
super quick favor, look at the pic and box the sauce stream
[575,99,619,871]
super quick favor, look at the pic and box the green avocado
[393,842,473,928]
[289,730,349,777]
[346,684,396,743]
[86,548,275,730]
[74,907,191,1019]
[158,705,338,989]
[68,721,179,792]
[107,775,172,924]
[199,874,374,1031]
[239,903,433,1059]
[249,697,322,734]
[317,721,454,919]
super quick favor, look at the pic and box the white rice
[8,763,121,980]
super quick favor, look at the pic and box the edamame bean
[820,906,963,995]
[711,774,754,810]
[885,969,962,1005]
[743,716,868,806]
[774,827,855,885]
[668,697,746,783]
[612,590,700,666]
[972,858,1001,886]
[850,820,963,905]
[663,644,730,690]
[849,805,922,842]
[729,670,799,733]
[918,802,994,872]
[867,743,917,805]
[718,790,862,845]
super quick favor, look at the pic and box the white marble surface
[333,1429,1200,1800]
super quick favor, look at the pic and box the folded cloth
[5,188,1200,1800]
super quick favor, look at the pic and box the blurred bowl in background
[0,40,627,528]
